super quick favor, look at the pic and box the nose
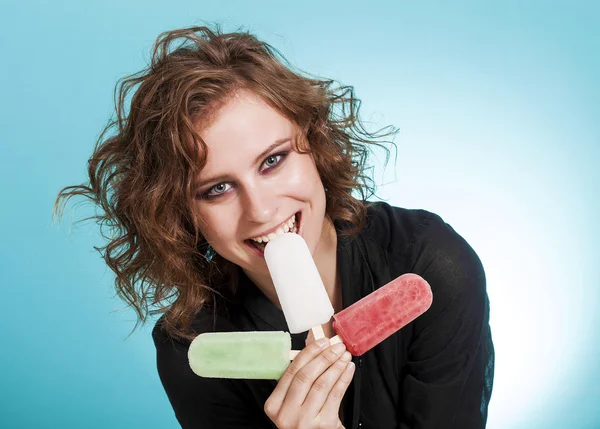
[241,183,278,224]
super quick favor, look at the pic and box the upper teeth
[250,214,297,243]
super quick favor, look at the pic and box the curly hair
[53,25,397,341]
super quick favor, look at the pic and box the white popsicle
[264,232,334,334]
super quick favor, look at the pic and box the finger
[265,337,330,415]
[302,350,352,415]
[320,359,355,418]
[283,342,347,408]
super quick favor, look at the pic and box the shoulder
[409,209,486,300]
[152,307,237,351]
[360,201,440,256]
[363,201,483,276]
[362,201,486,313]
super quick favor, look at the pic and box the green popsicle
[188,331,298,379]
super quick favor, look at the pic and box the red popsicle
[332,273,433,355]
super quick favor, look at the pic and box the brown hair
[53,25,397,341]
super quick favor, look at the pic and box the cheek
[195,208,235,244]
[285,156,324,194]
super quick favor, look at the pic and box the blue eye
[203,182,232,198]
[262,153,284,169]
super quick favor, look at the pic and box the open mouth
[245,211,302,254]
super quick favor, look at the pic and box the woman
[55,26,494,429]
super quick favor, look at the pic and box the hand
[264,338,355,429]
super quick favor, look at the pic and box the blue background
[1,1,598,428]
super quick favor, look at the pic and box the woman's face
[193,90,330,278]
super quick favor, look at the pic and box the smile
[246,212,301,253]
[250,213,298,243]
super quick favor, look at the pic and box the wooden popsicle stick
[289,350,300,360]
[310,324,325,340]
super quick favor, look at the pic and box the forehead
[198,91,294,160]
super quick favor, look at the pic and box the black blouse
[153,202,495,429]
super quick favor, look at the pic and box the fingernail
[341,351,351,362]
[317,338,329,348]
[331,342,346,355]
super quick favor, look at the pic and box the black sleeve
[152,324,271,429]
[399,213,494,429]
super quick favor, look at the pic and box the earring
[204,245,216,262]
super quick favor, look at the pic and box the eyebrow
[194,137,292,189]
